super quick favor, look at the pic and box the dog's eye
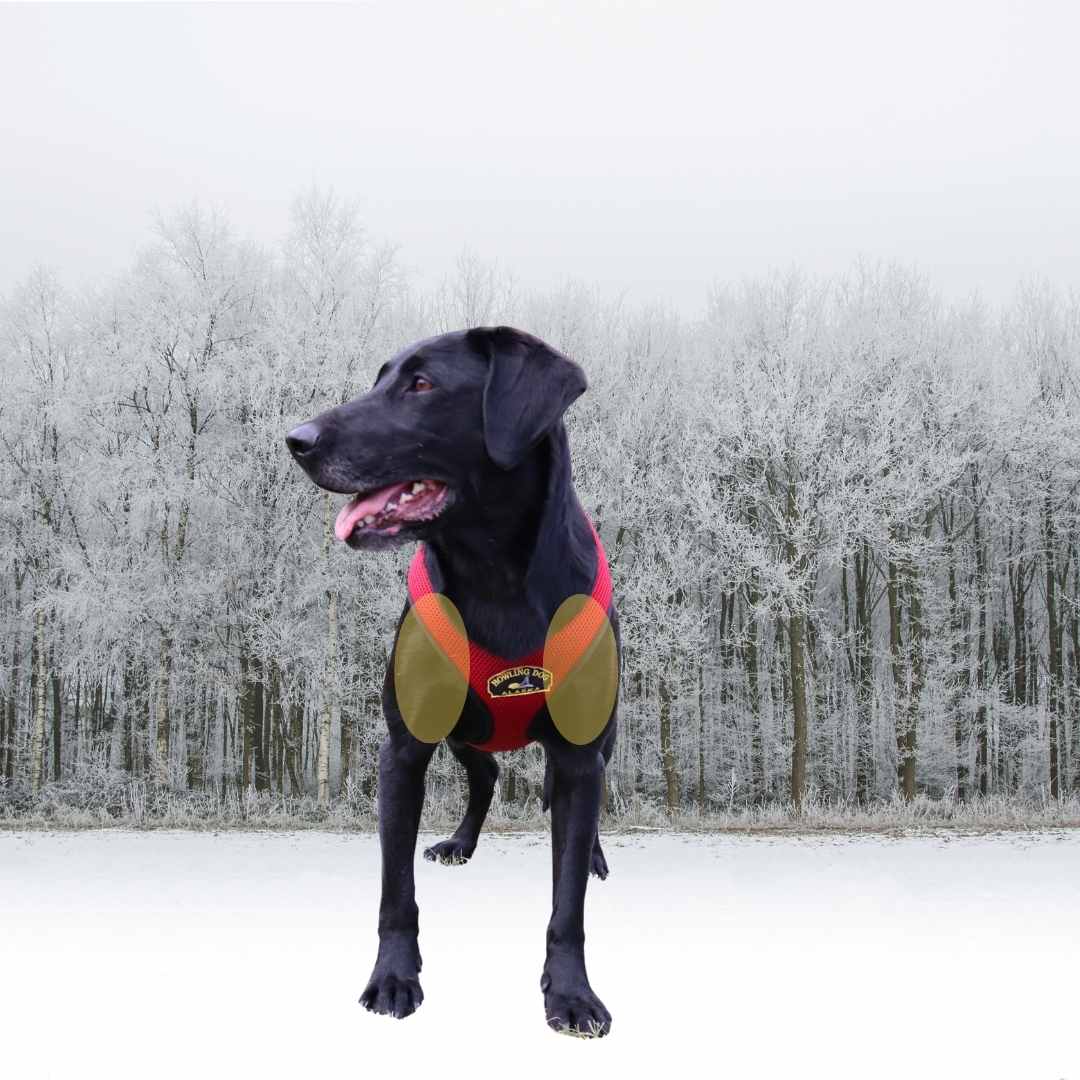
[407,374,434,393]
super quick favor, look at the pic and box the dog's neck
[424,424,594,652]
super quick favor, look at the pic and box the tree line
[2,190,1079,817]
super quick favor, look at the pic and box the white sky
[2,0,1078,314]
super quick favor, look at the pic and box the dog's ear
[467,326,588,470]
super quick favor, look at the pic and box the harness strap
[405,510,612,751]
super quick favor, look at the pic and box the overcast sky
[2,0,1078,314]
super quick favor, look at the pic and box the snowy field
[2,829,1078,1080]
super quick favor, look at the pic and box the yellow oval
[543,594,618,746]
[394,593,470,743]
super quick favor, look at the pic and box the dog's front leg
[541,742,612,1036]
[360,735,435,1019]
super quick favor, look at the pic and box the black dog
[286,326,619,1036]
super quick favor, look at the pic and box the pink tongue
[334,482,411,541]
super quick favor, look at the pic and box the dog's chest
[401,514,613,753]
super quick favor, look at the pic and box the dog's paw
[590,843,609,880]
[359,971,424,1019]
[540,972,612,1037]
[423,838,475,865]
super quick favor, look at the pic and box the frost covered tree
[3,199,1080,819]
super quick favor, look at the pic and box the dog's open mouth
[333,480,449,543]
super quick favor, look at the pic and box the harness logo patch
[487,665,552,698]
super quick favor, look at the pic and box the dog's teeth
[363,515,375,525]
[399,492,413,503]
[411,482,425,494]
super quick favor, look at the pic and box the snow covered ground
[2,828,1078,1080]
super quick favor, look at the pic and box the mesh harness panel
[405,512,613,752]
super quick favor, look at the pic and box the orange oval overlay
[543,594,618,746]
[394,593,469,743]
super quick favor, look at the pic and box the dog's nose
[285,422,322,459]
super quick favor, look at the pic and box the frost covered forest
[4,190,1080,823]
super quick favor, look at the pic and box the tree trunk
[91,678,103,750]
[884,575,918,802]
[72,668,82,769]
[788,613,808,812]
[319,495,339,809]
[658,673,679,813]
[697,655,706,810]
[51,665,62,782]
[973,487,989,796]
[946,551,969,801]
[30,608,46,795]
[252,656,268,793]
[1044,492,1062,798]
[744,587,764,797]
[104,672,118,769]
[287,698,304,796]
[118,652,131,773]
[154,635,171,783]
[743,499,765,798]
[340,703,352,795]
[4,572,22,780]
[187,685,206,791]
[267,663,283,794]
[240,652,253,791]
[1072,546,1080,794]
[1008,554,1029,706]
[901,559,922,801]
[220,694,229,801]
[318,629,334,809]
[845,542,875,804]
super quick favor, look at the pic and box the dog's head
[285,326,587,550]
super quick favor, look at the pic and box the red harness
[406,512,613,752]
